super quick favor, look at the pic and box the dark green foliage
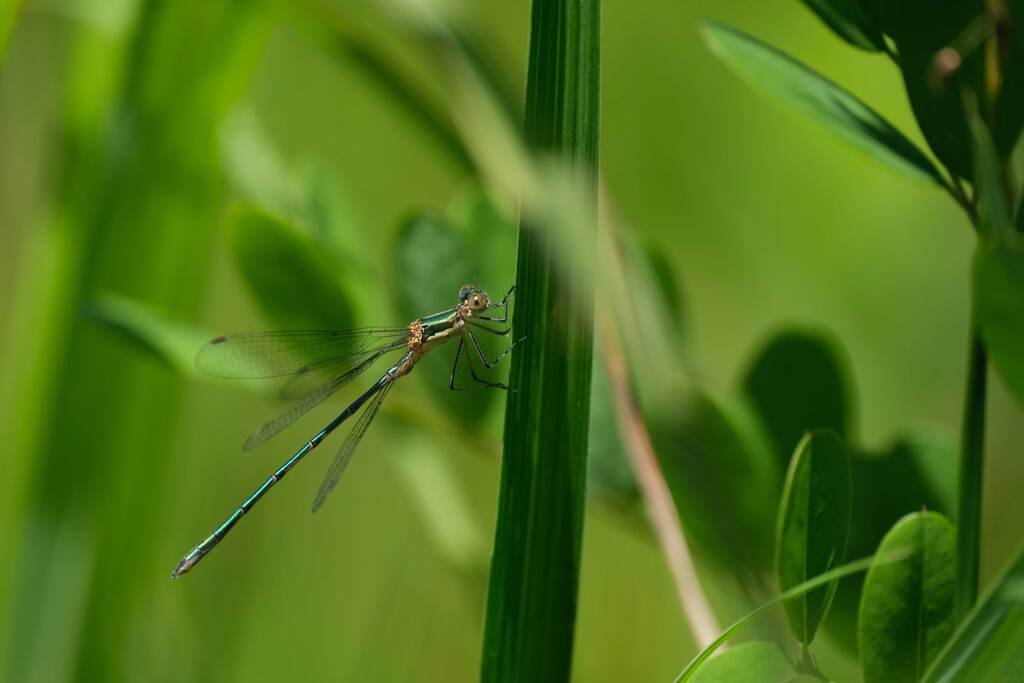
[775,430,851,644]
[650,389,778,572]
[480,0,600,680]
[742,330,850,468]
[798,0,884,51]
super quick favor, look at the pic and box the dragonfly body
[172,284,516,579]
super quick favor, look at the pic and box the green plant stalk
[480,0,600,681]
[957,326,987,620]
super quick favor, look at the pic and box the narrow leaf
[702,21,946,187]
[974,237,1024,405]
[798,0,885,51]
[776,429,851,644]
[968,106,1012,239]
[480,0,600,679]
[690,641,798,683]
[858,511,956,683]
[227,204,356,331]
[922,541,1024,682]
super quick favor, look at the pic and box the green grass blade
[702,21,946,188]
[480,0,600,680]
[922,541,1024,682]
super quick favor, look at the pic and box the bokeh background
[1,1,1021,681]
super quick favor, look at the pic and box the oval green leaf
[702,21,946,187]
[974,237,1024,406]
[776,429,851,644]
[799,0,885,51]
[742,329,851,469]
[826,428,956,653]
[858,511,956,683]
[227,204,355,331]
[690,641,798,683]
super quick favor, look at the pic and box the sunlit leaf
[227,204,356,331]
[922,541,1024,682]
[858,511,956,683]
[776,429,851,644]
[690,641,799,683]
[702,21,946,187]
[798,0,884,51]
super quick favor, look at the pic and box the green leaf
[994,1,1024,159]
[742,329,851,468]
[776,429,851,644]
[922,541,1024,682]
[827,428,957,652]
[649,388,779,572]
[391,212,496,418]
[974,237,1024,405]
[87,294,211,379]
[587,340,638,502]
[690,641,798,683]
[480,0,600,678]
[675,553,900,682]
[227,204,356,331]
[798,0,885,51]
[702,21,946,187]
[858,511,957,683]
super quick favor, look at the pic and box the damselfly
[172,284,517,579]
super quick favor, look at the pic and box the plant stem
[957,326,987,620]
[480,0,600,680]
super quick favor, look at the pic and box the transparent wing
[196,328,409,380]
[242,344,403,451]
[311,379,393,512]
[276,336,408,401]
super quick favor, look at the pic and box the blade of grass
[480,0,600,680]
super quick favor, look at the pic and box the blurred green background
[1,1,1021,681]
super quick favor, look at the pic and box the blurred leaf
[639,243,687,338]
[392,212,496,418]
[828,427,956,652]
[228,204,355,331]
[742,329,851,468]
[88,294,210,379]
[856,0,984,177]
[453,186,518,293]
[858,511,956,683]
[798,0,885,51]
[689,641,798,683]
[702,21,947,187]
[0,0,23,64]
[974,237,1024,405]
[587,341,638,502]
[922,541,1024,682]
[649,388,779,572]
[776,430,851,644]
[220,106,298,216]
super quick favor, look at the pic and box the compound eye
[459,284,476,302]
